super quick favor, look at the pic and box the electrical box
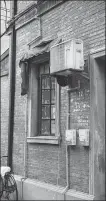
[79,129,89,146]
[50,39,84,75]
[65,129,76,145]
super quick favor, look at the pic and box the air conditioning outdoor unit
[50,39,84,76]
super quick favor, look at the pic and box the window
[38,63,56,136]
[27,61,60,144]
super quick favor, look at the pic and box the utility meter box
[50,39,84,75]
[79,129,89,146]
[65,129,76,145]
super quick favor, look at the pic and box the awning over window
[19,37,61,96]
[19,43,50,66]
[19,37,61,65]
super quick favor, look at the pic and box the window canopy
[19,37,61,65]
[19,37,61,96]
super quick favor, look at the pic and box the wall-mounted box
[79,129,89,146]
[65,129,76,145]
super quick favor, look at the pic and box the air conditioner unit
[50,39,84,76]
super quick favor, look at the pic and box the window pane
[51,120,55,135]
[51,105,55,119]
[42,105,50,119]
[51,77,55,89]
[41,120,50,135]
[42,90,50,104]
[44,63,50,74]
[39,69,56,136]
[42,76,50,89]
[51,89,55,104]
[40,65,45,75]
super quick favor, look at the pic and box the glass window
[39,63,56,136]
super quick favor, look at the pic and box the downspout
[21,62,29,200]
[63,88,70,200]
[62,144,70,200]
[21,89,28,200]
[24,93,28,178]
[8,0,17,169]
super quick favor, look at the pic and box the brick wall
[68,75,90,193]
[11,0,105,194]
[13,19,41,176]
[1,55,9,166]
[41,0,105,56]
[17,1,36,13]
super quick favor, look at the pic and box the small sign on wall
[65,129,76,145]
[79,129,89,146]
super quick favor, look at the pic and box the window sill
[27,136,61,144]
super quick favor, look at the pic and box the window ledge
[27,136,61,144]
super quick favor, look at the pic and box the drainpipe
[21,62,29,200]
[62,88,70,200]
[24,93,28,178]
[7,0,17,169]
[63,144,70,200]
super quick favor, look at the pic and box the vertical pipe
[63,88,70,200]
[8,0,17,169]
[24,93,28,178]
[66,87,70,188]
